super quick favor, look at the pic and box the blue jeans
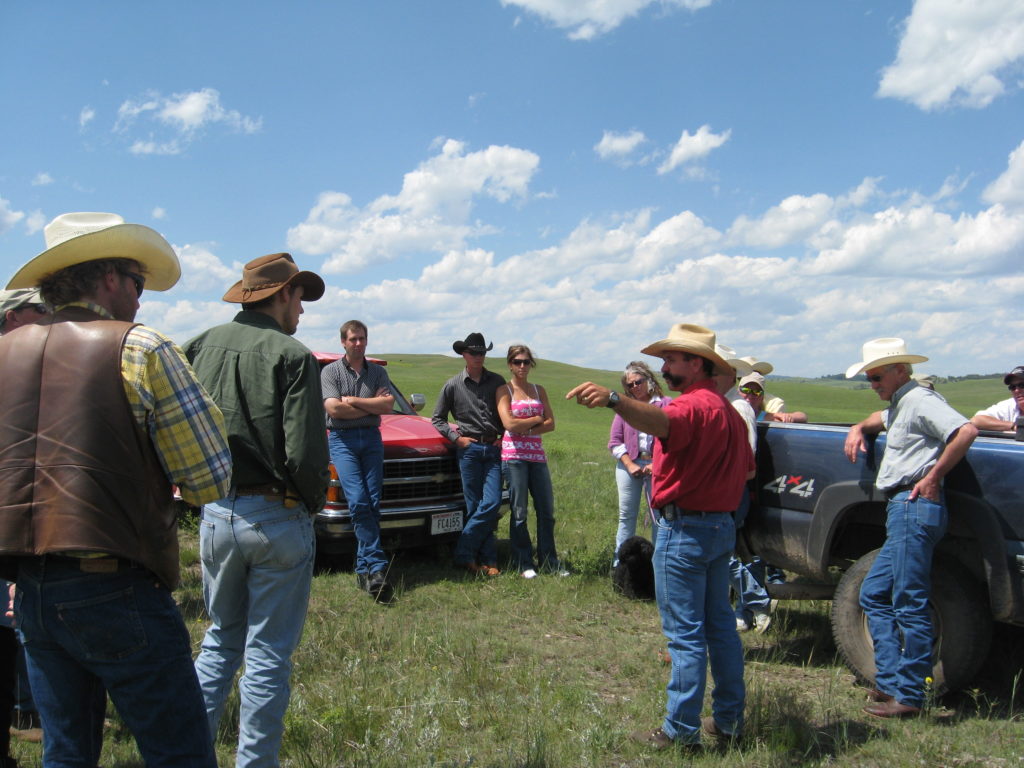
[16,557,215,767]
[860,491,947,707]
[505,460,558,571]
[328,427,388,575]
[453,442,502,567]
[729,491,771,620]
[613,458,653,565]
[194,494,315,768]
[653,512,745,743]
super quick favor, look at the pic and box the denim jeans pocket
[57,586,147,661]
[912,496,947,542]
[250,515,314,569]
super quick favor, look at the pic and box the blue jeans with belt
[328,427,388,575]
[16,557,215,767]
[453,442,502,567]
[653,511,745,743]
[860,490,947,707]
[194,493,314,768]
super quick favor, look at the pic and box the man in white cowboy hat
[970,364,1024,433]
[844,337,977,718]
[431,332,506,575]
[0,211,232,766]
[569,324,754,751]
[184,253,330,767]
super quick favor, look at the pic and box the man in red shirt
[569,323,754,752]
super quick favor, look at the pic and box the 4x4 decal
[763,474,816,499]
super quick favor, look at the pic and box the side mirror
[409,393,426,413]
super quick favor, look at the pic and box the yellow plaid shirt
[65,302,232,506]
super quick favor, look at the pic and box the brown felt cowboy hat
[222,253,325,303]
[6,212,181,291]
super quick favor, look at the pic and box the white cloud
[288,139,540,273]
[31,173,53,187]
[173,243,240,292]
[594,129,648,162]
[877,0,1024,110]
[983,139,1024,207]
[115,88,262,155]
[25,210,46,235]
[152,207,167,220]
[727,193,835,249]
[658,125,730,175]
[0,197,25,235]
[79,106,95,128]
[501,0,716,40]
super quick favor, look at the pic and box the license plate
[431,511,463,535]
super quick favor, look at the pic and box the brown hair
[39,258,140,306]
[506,344,536,368]
[340,319,368,341]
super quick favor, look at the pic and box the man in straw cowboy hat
[431,332,506,575]
[183,253,330,766]
[0,212,232,766]
[844,338,977,718]
[569,324,754,751]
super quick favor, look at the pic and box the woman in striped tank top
[496,345,563,578]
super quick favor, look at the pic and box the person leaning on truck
[184,253,330,768]
[844,338,978,719]
[568,324,754,751]
[0,212,232,767]
[970,365,1024,433]
[321,319,396,601]
[431,332,506,576]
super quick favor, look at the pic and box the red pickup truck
[313,352,467,555]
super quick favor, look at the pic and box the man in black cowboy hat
[431,332,506,574]
[184,252,330,767]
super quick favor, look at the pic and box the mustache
[662,372,683,387]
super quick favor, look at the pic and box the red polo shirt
[650,378,755,512]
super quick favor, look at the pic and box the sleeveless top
[501,383,547,463]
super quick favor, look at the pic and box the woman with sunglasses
[607,361,667,566]
[496,345,562,578]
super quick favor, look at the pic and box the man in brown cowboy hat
[844,338,976,718]
[431,332,506,574]
[0,211,232,766]
[569,324,754,751]
[184,253,330,766]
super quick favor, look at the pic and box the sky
[2,0,1023,378]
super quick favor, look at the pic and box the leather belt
[883,483,916,500]
[659,502,726,521]
[45,554,143,574]
[237,483,285,497]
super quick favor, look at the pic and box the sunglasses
[465,350,485,357]
[510,359,532,366]
[626,380,647,389]
[739,386,763,396]
[1008,382,1024,392]
[117,269,146,298]
[17,304,49,315]
[866,374,885,383]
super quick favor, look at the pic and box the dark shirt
[321,357,393,430]
[184,310,330,513]
[431,367,506,444]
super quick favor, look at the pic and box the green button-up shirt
[184,310,330,513]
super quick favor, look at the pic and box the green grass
[11,361,1021,767]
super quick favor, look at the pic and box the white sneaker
[736,617,750,632]
[753,611,772,634]
[521,569,538,579]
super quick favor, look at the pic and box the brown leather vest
[0,306,180,587]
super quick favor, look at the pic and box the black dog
[612,536,656,600]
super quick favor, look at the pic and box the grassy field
[11,357,1021,767]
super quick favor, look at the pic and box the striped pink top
[501,384,547,462]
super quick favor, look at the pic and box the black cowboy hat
[453,332,493,354]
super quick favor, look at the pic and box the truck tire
[830,549,992,696]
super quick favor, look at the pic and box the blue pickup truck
[742,422,1024,694]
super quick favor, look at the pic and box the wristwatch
[606,391,621,408]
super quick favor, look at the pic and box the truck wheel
[830,549,992,695]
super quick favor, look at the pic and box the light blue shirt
[876,381,968,492]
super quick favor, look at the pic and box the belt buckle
[80,558,119,574]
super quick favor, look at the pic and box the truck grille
[328,455,462,509]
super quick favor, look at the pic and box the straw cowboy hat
[845,337,928,379]
[6,212,181,291]
[739,356,774,376]
[452,332,493,354]
[222,253,325,303]
[716,344,754,377]
[640,323,734,375]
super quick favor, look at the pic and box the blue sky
[2,0,1022,377]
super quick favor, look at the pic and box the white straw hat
[845,338,928,379]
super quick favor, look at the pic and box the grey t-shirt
[321,357,392,430]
